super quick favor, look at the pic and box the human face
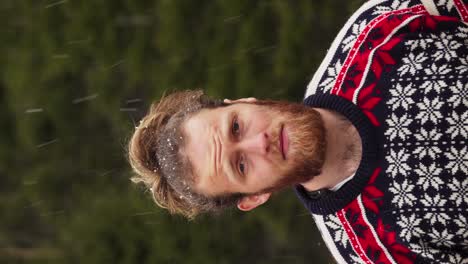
[182,101,326,197]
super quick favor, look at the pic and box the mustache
[268,127,281,156]
[253,99,327,173]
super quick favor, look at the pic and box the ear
[224,97,257,104]
[237,193,271,211]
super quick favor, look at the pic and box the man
[128,0,467,263]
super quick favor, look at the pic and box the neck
[301,108,362,191]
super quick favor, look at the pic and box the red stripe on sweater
[360,168,417,264]
[454,0,468,21]
[341,201,393,263]
[337,209,374,264]
[332,5,427,96]
[338,168,417,264]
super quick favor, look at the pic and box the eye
[238,154,246,175]
[231,116,240,136]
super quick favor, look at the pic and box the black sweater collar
[294,93,379,215]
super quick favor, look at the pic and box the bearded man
[128,0,468,263]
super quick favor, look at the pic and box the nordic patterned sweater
[294,0,468,263]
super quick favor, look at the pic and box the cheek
[248,121,269,135]
[249,109,275,127]
[249,157,286,181]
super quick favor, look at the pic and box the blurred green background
[1,0,363,263]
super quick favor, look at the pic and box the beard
[251,100,327,194]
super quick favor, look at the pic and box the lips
[280,125,289,160]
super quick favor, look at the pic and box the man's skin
[182,98,363,211]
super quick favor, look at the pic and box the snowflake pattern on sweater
[295,0,468,263]
[383,25,467,262]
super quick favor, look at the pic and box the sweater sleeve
[419,0,468,22]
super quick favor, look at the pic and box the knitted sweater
[294,1,468,263]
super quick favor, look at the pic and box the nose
[238,132,270,155]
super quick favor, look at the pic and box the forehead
[184,107,221,132]
[181,103,261,193]
[181,106,226,193]
[182,105,235,163]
